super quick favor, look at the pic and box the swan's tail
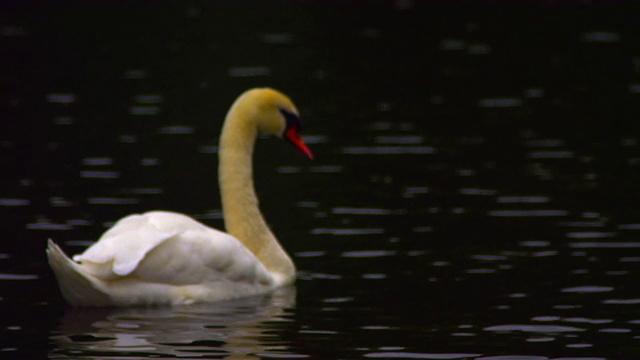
[46,239,113,306]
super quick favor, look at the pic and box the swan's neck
[218,106,295,284]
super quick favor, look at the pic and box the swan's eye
[279,109,302,134]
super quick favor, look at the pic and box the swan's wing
[73,211,272,286]
[73,212,180,276]
[132,226,273,286]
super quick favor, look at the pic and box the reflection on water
[51,287,296,359]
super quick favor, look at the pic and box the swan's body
[47,88,312,306]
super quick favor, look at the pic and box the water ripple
[80,170,120,179]
[524,139,564,148]
[484,324,585,333]
[0,274,39,280]
[0,199,30,207]
[277,166,301,174]
[134,94,162,104]
[478,97,523,108]
[519,241,550,247]
[560,221,606,228]
[332,207,393,215]
[487,210,568,217]
[87,197,140,205]
[569,242,640,248]
[476,357,548,360]
[130,106,160,115]
[300,135,329,144]
[128,188,163,195]
[527,150,574,159]
[26,220,73,231]
[582,31,620,43]
[403,187,430,198]
[496,196,550,204]
[199,145,218,154]
[365,352,482,359]
[561,286,614,293]
[563,317,613,324]
[342,146,434,155]
[47,93,76,104]
[49,197,73,207]
[297,272,342,280]
[295,251,327,258]
[602,299,640,305]
[341,250,396,258]
[374,135,424,144]
[598,328,631,333]
[459,188,497,196]
[525,337,554,343]
[157,126,194,135]
[310,165,342,173]
[82,157,113,166]
[323,297,353,303]
[310,228,385,236]
[566,232,616,239]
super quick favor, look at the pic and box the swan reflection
[51,286,296,359]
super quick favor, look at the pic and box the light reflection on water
[342,145,435,155]
[0,198,30,206]
[50,287,297,359]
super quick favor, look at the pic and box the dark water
[2,1,640,359]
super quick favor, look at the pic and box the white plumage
[48,211,273,306]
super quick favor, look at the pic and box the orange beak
[284,125,314,160]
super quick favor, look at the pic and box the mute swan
[47,88,313,306]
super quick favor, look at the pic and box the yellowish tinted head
[234,88,299,136]
[232,88,312,159]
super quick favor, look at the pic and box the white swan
[47,88,313,306]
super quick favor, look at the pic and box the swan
[47,88,313,306]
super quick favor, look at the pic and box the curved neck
[218,105,295,284]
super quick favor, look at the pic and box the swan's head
[236,88,314,159]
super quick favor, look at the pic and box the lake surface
[2,1,640,359]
